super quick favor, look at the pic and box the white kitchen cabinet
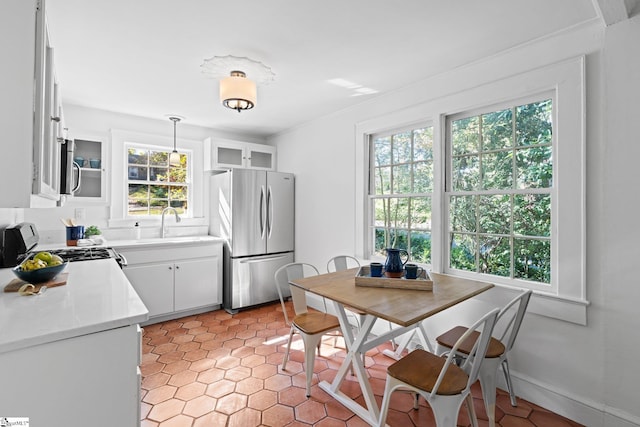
[117,241,223,322]
[1,0,61,207]
[210,139,277,170]
[66,134,109,204]
[123,262,174,317]
[0,324,142,427]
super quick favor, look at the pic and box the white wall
[602,14,640,424]
[270,18,640,427]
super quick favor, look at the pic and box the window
[369,126,434,263]
[446,97,553,286]
[126,145,189,216]
[356,57,586,324]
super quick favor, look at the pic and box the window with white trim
[126,145,190,217]
[446,96,553,286]
[369,126,434,263]
[357,57,586,323]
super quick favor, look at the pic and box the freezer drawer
[224,252,294,312]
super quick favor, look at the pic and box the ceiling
[46,0,601,138]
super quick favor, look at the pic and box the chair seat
[293,312,340,335]
[387,349,468,396]
[436,326,506,358]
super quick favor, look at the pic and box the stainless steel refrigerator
[209,169,294,313]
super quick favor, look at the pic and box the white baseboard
[500,370,640,427]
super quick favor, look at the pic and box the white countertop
[0,259,149,354]
[36,235,224,251]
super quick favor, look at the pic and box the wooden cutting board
[4,272,69,293]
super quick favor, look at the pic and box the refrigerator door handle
[239,254,290,264]
[259,185,267,240]
[266,186,273,239]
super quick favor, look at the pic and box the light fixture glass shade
[169,151,181,166]
[220,71,257,112]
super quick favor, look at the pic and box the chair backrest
[495,290,532,353]
[432,308,500,396]
[274,263,320,324]
[326,255,361,273]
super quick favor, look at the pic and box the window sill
[474,283,589,325]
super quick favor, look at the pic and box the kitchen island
[0,258,148,427]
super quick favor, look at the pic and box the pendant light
[169,116,181,166]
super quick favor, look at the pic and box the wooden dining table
[289,268,494,426]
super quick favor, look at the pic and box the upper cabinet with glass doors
[208,139,276,171]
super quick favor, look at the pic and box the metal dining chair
[376,308,501,427]
[435,289,532,427]
[326,255,397,353]
[274,262,342,397]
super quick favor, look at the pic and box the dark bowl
[12,261,68,284]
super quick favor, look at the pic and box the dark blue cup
[404,263,424,280]
[66,226,85,246]
[370,262,383,277]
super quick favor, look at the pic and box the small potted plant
[84,225,101,238]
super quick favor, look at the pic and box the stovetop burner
[31,247,125,267]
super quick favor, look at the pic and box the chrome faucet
[161,207,181,238]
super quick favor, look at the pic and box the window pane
[374,136,391,166]
[393,164,411,193]
[452,116,479,155]
[150,151,168,166]
[128,184,148,216]
[409,231,431,264]
[411,197,432,230]
[169,200,187,214]
[170,186,187,200]
[374,166,391,195]
[516,146,553,189]
[514,238,551,284]
[128,148,148,165]
[450,233,476,272]
[370,125,433,263]
[150,185,168,199]
[482,108,513,151]
[481,150,513,190]
[149,199,168,215]
[480,236,510,277]
[170,164,187,183]
[150,167,168,182]
[413,128,433,161]
[413,161,433,193]
[128,184,147,199]
[516,99,552,146]
[449,195,476,233]
[128,166,147,181]
[479,195,510,234]
[514,194,551,237]
[392,132,411,164]
[452,155,479,191]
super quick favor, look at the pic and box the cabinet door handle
[51,116,60,122]
[168,266,172,270]
[175,265,180,270]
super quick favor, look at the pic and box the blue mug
[66,226,85,246]
[404,263,424,280]
[370,262,383,277]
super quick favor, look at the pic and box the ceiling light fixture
[201,55,275,113]
[168,116,182,166]
[220,70,256,112]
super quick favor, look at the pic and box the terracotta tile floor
[140,302,583,427]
